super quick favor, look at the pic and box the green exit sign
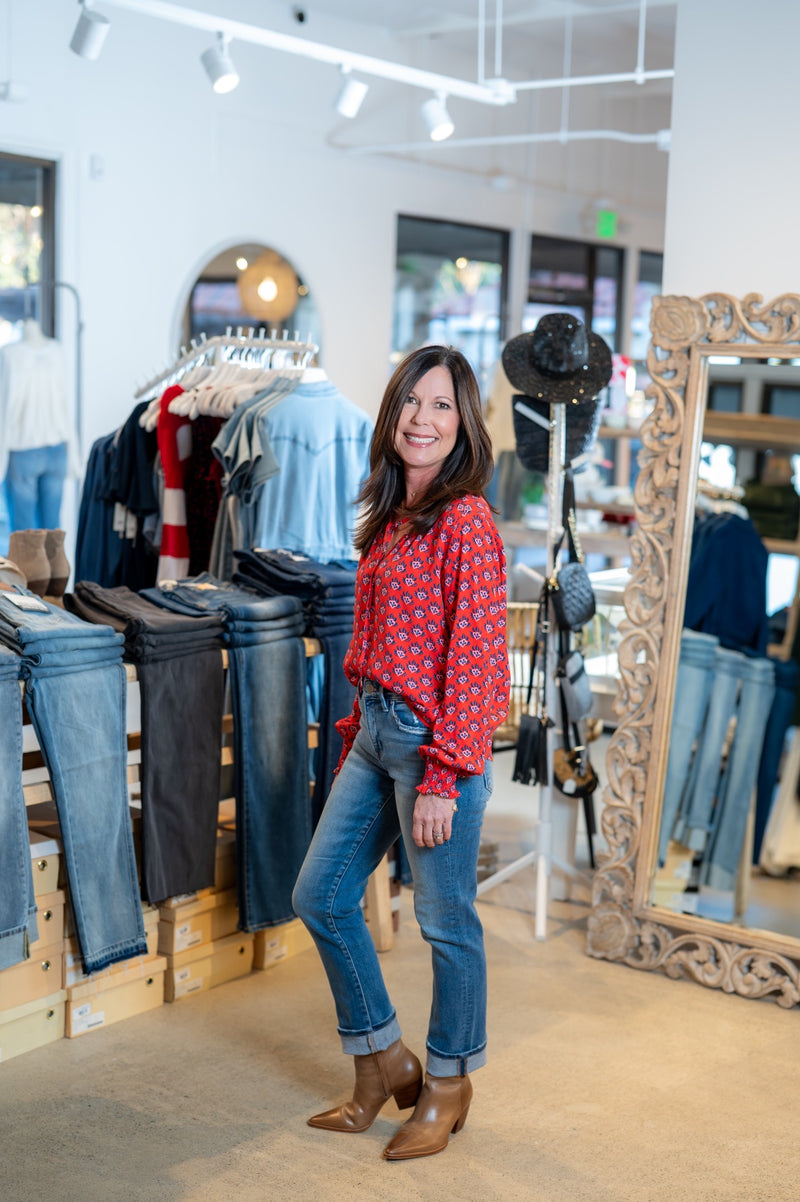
[595,208,618,239]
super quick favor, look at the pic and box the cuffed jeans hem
[339,1013,402,1056]
[426,1043,487,1077]
[84,935,148,976]
[0,918,36,971]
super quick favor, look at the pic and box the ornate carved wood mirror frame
[587,292,800,1008]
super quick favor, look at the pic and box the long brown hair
[354,345,494,555]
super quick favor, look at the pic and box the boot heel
[451,1103,470,1134]
[393,1077,423,1110]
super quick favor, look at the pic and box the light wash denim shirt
[240,380,373,563]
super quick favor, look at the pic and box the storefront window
[0,152,56,551]
[524,235,623,351]
[630,250,663,362]
[0,153,56,345]
[392,215,509,397]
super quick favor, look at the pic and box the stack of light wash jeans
[64,582,226,903]
[232,549,357,822]
[0,643,38,969]
[140,574,310,931]
[0,589,146,975]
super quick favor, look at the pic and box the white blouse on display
[0,321,74,478]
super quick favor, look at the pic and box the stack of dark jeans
[232,549,358,821]
[64,582,226,904]
[0,590,146,975]
[140,574,310,931]
[0,642,38,970]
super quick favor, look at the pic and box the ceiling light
[236,257,248,271]
[422,93,454,142]
[201,33,239,94]
[334,68,368,119]
[69,3,111,61]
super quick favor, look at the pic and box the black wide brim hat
[502,313,613,405]
[512,393,604,474]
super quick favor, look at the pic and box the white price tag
[4,593,50,611]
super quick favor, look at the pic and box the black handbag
[550,469,595,632]
[512,597,553,786]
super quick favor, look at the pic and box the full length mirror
[588,293,800,1008]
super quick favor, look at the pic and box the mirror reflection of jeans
[4,441,67,530]
[293,685,492,1078]
[658,629,719,865]
[702,655,775,891]
[0,652,38,969]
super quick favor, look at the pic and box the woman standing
[293,345,510,1161]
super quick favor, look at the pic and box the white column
[663,0,800,297]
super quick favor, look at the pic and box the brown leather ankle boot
[308,1038,422,1133]
[44,529,69,597]
[382,1072,472,1160]
[8,529,49,596]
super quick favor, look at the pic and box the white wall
[663,0,800,297]
[3,0,665,466]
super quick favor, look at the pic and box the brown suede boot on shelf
[382,1072,473,1160]
[44,529,70,597]
[308,1039,423,1133]
[8,529,49,596]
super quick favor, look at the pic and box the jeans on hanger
[24,660,147,974]
[136,651,225,903]
[658,629,719,865]
[703,655,776,891]
[293,682,492,1077]
[227,635,311,929]
[0,653,39,970]
[4,441,68,531]
[313,631,356,823]
[676,645,745,852]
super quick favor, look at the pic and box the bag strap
[524,586,548,709]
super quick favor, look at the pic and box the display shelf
[497,519,633,560]
[702,411,800,452]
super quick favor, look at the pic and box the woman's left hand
[413,793,457,848]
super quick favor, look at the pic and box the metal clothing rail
[134,327,319,402]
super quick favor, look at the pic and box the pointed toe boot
[382,1072,473,1160]
[308,1038,423,1133]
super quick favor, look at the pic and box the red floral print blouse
[335,494,510,799]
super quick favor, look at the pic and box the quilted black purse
[550,469,595,632]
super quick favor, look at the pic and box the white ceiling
[289,0,676,210]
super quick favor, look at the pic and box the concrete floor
[4,748,800,1201]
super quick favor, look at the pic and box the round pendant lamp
[237,249,299,323]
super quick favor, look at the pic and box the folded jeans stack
[64,582,226,904]
[141,574,310,931]
[232,549,357,820]
[0,589,146,975]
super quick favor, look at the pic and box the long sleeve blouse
[335,494,510,799]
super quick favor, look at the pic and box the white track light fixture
[334,67,369,119]
[69,2,111,60]
[201,33,239,94]
[421,93,454,142]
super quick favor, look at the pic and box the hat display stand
[476,397,593,939]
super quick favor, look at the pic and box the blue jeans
[4,442,68,530]
[24,660,147,973]
[0,652,38,969]
[658,629,719,865]
[702,655,775,891]
[292,684,492,1077]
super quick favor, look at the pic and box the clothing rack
[477,401,592,939]
[134,328,320,402]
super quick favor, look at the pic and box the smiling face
[393,364,461,496]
